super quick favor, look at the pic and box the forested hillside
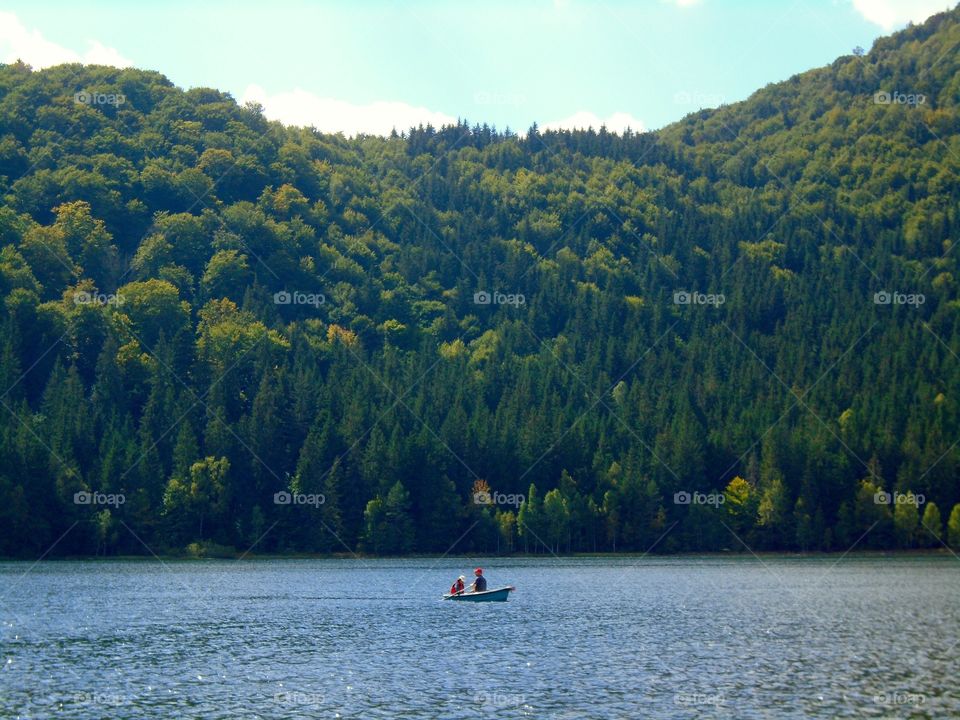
[0,9,959,557]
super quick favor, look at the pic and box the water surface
[1,555,958,718]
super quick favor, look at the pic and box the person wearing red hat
[471,567,487,592]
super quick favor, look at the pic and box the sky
[0,0,954,135]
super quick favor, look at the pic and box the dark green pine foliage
[0,10,959,556]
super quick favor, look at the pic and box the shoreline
[0,548,953,562]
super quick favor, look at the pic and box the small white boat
[442,586,515,602]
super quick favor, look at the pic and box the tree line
[0,8,959,556]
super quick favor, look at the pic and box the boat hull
[443,586,514,602]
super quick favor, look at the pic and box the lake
[1,555,958,718]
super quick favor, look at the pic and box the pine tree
[517,483,543,553]
[543,489,570,554]
[361,496,387,554]
[384,481,415,553]
[920,502,942,547]
[947,505,960,548]
[171,420,199,482]
[893,500,919,549]
[757,477,790,549]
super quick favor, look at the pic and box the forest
[0,9,958,557]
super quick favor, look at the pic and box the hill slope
[0,9,958,556]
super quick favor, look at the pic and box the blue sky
[0,0,954,134]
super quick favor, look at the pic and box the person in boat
[471,567,487,592]
[449,575,465,595]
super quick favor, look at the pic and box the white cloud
[240,84,457,136]
[81,40,133,68]
[0,11,132,68]
[851,0,951,30]
[542,111,646,134]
